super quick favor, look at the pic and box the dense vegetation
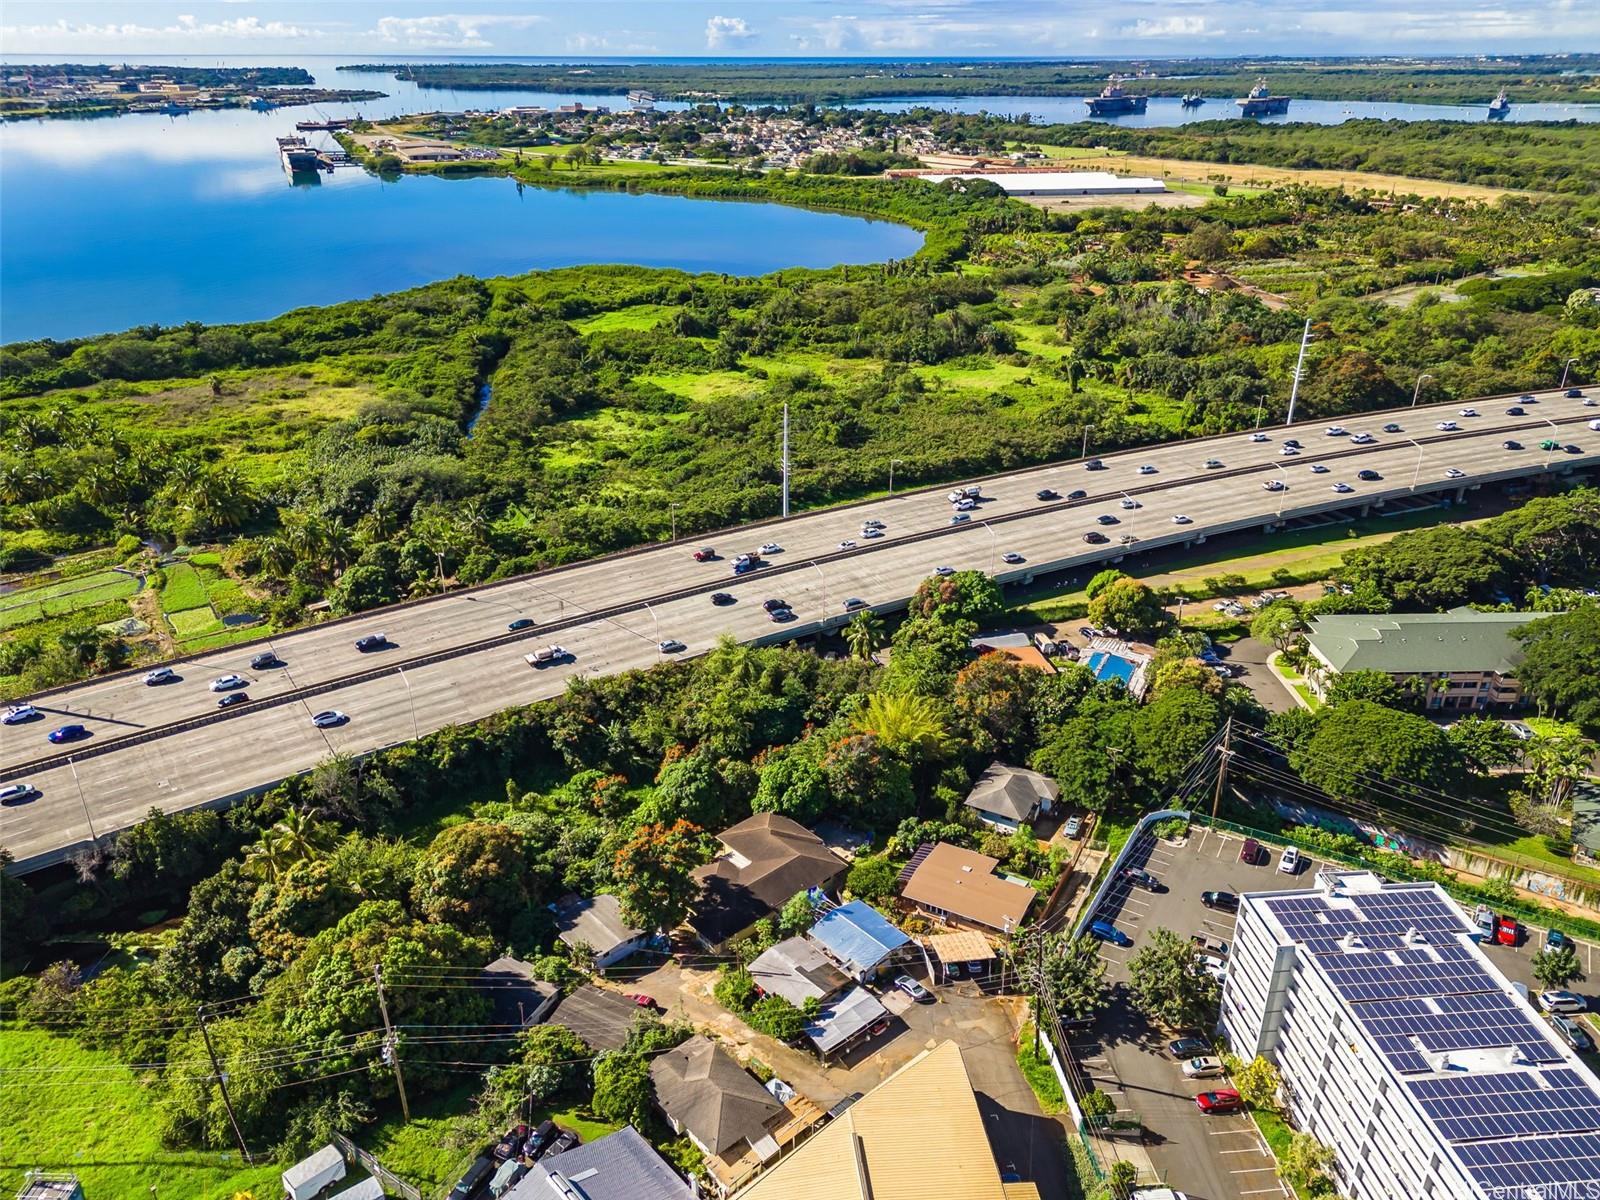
[0,63,314,87]
[337,56,1600,106]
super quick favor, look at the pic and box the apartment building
[1223,870,1600,1200]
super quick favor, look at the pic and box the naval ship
[1236,79,1291,117]
[1487,89,1511,119]
[277,135,323,177]
[1086,76,1149,116]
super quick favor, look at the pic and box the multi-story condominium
[1300,610,1552,712]
[1223,869,1600,1200]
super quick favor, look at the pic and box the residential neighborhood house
[688,814,845,951]
[552,892,651,969]
[898,842,1037,934]
[506,1125,693,1200]
[964,761,1058,831]
[475,956,561,1028]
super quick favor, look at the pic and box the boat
[627,89,656,110]
[1181,93,1206,108]
[1236,79,1291,117]
[1086,75,1148,117]
[276,134,323,177]
[295,118,350,131]
[1487,88,1511,119]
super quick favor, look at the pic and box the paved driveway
[1073,826,1302,1200]
[1215,635,1297,713]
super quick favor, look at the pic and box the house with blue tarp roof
[808,900,912,981]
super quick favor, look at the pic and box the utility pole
[1285,318,1311,427]
[197,1007,253,1165]
[374,964,411,1123]
[1033,930,1045,1056]
[1211,718,1233,823]
[780,402,790,519]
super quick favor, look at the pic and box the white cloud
[566,30,661,53]
[1127,16,1221,38]
[1,14,317,49]
[705,15,758,49]
[372,13,546,50]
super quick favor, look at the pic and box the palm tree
[850,693,955,760]
[843,610,884,662]
[271,807,335,865]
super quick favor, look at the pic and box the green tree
[412,820,532,937]
[1231,1055,1282,1109]
[1447,716,1525,773]
[1249,601,1303,653]
[1085,568,1127,601]
[714,966,759,1012]
[849,693,955,760]
[843,610,885,661]
[845,854,900,906]
[1291,701,1466,814]
[591,1050,653,1128]
[1515,608,1600,732]
[1532,944,1582,990]
[954,651,1042,755]
[751,751,831,823]
[612,819,709,933]
[1013,932,1109,1023]
[1080,1088,1116,1124]
[1105,1160,1139,1200]
[909,569,1003,624]
[1339,526,1513,609]
[778,890,816,937]
[1524,734,1598,808]
[1126,927,1220,1030]
[1323,668,1405,708]
[1088,577,1167,637]
[1280,1132,1337,1196]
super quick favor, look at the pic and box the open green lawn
[1015,1025,1067,1114]
[570,304,681,335]
[168,607,224,640]
[0,572,140,631]
[158,563,210,613]
[0,1025,282,1199]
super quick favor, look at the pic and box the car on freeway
[250,652,282,670]
[1590,419,1600,431]
[1183,1056,1225,1079]
[1083,531,1110,544]
[1119,534,1139,545]
[1567,444,1584,454]
[1283,438,1302,449]
[1380,422,1402,434]
[1262,479,1286,492]
[1204,458,1224,469]
[217,692,251,709]
[1460,407,1479,417]
[1540,990,1587,1014]
[144,666,176,685]
[0,783,40,805]
[658,639,687,654]
[1062,815,1083,838]
[839,538,859,547]
[1566,388,1585,399]
[1001,552,1025,565]
[3,704,40,725]
[1121,866,1161,890]
[1358,469,1382,481]
[1540,439,1563,451]
[861,527,884,539]
[762,598,788,612]
[1172,514,1192,524]
[710,592,735,606]
[507,618,536,632]
[525,645,570,667]
[1553,1015,1595,1053]
[1506,406,1526,416]
[210,674,248,692]
[1084,457,1105,470]
[1325,425,1347,436]
[1332,482,1355,494]
[1036,488,1059,500]
[1504,440,1524,450]
[1545,928,1572,954]
[933,565,955,577]
[354,633,389,652]
[894,975,933,1003]
[1088,919,1132,947]
[1279,445,1300,457]
[1097,513,1120,525]
[732,559,755,575]
[1067,488,1088,500]
[1202,890,1239,912]
[948,514,969,526]
[1249,432,1270,443]
[48,724,89,744]
[1436,420,1459,431]
[759,542,783,555]
[1139,464,1158,475]
[310,710,347,728]
[1497,916,1521,946]
[692,547,716,562]
[1196,1090,1243,1115]
[1351,432,1376,444]
[1445,467,1466,479]
[954,497,977,511]
[862,519,885,530]
[1120,496,1140,509]
[842,597,868,612]
[768,608,795,623]
[1279,845,1302,874]
[1168,1037,1211,1059]
[1310,463,1329,473]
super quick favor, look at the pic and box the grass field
[168,607,224,639]
[158,563,210,614]
[0,1025,282,1199]
[1015,1025,1067,1115]
[571,304,680,335]
[0,571,140,631]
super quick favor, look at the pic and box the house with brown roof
[687,814,845,951]
[648,1035,824,1195]
[899,842,1037,935]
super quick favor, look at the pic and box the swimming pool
[1086,650,1139,686]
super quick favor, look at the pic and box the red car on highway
[1195,1089,1243,1115]
[1496,916,1520,946]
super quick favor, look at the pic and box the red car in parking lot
[1496,916,1520,946]
[1195,1089,1243,1115]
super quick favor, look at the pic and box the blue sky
[3,0,1596,57]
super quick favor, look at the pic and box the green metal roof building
[1301,609,1553,712]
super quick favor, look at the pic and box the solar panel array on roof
[1262,887,1471,953]
[1456,1133,1600,1194]
[1409,1068,1600,1143]
[1319,943,1498,1003]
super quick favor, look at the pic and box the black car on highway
[1358,469,1382,481]
[250,652,282,670]
[1035,488,1059,501]
[1083,531,1110,544]
[354,633,390,652]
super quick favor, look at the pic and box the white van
[525,645,568,667]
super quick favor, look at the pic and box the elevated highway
[3,389,1596,871]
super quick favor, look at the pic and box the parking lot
[1072,825,1316,1200]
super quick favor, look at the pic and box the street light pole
[644,601,660,643]
[1081,424,1093,460]
[396,666,420,740]
[1408,439,1425,490]
[780,402,790,518]
[888,458,902,497]
[1285,317,1312,426]
[66,756,98,844]
[981,520,997,574]
[1562,358,1579,389]
[808,561,826,615]
[1411,373,1433,408]
[669,503,678,542]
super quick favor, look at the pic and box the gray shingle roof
[964,761,1059,822]
[553,893,646,955]
[649,1035,782,1157]
[1304,610,1553,676]
[746,936,850,1006]
[506,1126,693,1200]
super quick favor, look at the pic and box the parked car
[545,1130,580,1158]
[1278,846,1302,875]
[1121,867,1161,890]
[2,704,40,725]
[1196,954,1227,980]
[1552,1014,1594,1053]
[1540,990,1587,1015]
[1474,906,1496,941]
[1191,933,1229,957]
[1195,1090,1243,1114]
[1239,838,1262,865]
[1496,916,1521,946]
[1503,721,1536,741]
[1183,1056,1224,1079]
[1089,920,1132,947]
[1167,1037,1211,1059]
[1202,891,1239,912]
[1062,815,1083,838]
[144,666,176,685]
[354,633,389,652]
[1545,928,1572,954]
[523,1120,557,1161]
[493,1124,530,1162]
[447,1154,495,1200]
[210,673,248,692]
[48,724,89,744]
[628,993,659,1010]
[894,975,932,1003]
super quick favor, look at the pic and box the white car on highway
[1332,482,1354,493]
[0,782,39,804]
[1309,463,1329,473]
[759,542,783,555]
[3,704,40,725]
[1350,432,1376,444]
[209,674,248,692]
[1325,425,1346,436]
[144,667,176,685]
[310,710,347,728]
[1445,467,1466,479]
[1120,497,1140,509]
[1249,432,1270,443]
[1459,407,1479,417]
[1436,420,1458,431]
[1172,514,1192,525]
